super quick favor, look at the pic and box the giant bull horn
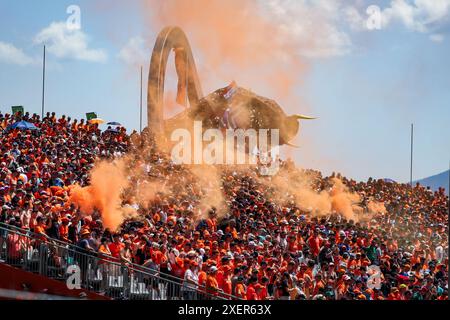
[285,142,300,148]
[294,114,316,120]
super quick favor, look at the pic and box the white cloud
[118,36,148,66]
[380,0,450,33]
[340,0,450,44]
[34,22,107,63]
[256,0,450,57]
[344,5,368,31]
[0,41,36,66]
[429,33,445,42]
[262,0,353,58]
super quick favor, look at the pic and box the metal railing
[0,223,238,300]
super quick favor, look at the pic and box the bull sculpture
[147,26,314,150]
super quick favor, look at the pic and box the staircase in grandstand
[0,223,238,300]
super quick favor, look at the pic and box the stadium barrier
[0,223,239,300]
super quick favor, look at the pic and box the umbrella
[6,120,39,131]
[88,118,105,125]
[107,121,122,126]
[383,178,396,184]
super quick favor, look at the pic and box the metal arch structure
[147,26,203,136]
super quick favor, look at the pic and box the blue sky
[0,0,449,183]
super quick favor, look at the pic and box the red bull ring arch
[147,26,203,136]
[146,26,315,149]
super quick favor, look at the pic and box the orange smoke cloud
[69,159,135,231]
[135,179,166,209]
[189,165,226,221]
[164,90,186,119]
[329,178,363,221]
[266,171,385,222]
[143,0,309,112]
[367,200,387,215]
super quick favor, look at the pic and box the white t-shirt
[183,269,199,291]
[435,245,444,263]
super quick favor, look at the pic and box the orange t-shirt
[59,224,69,241]
[216,270,224,288]
[246,284,259,300]
[151,250,164,265]
[109,242,124,258]
[222,278,232,295]
[198,271,207,288]
[34,225,46,235]
[34,225,47,241]
[259,287,268,300]
[206,219,217,232]
[235,283,246,299]
[206,275,219,295]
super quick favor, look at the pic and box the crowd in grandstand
[0,111,448,300]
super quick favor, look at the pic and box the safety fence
[0,223,238,300]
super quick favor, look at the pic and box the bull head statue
[147,26,315,148]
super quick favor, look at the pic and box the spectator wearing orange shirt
[108,234,124,259]
[235,276,246,300]
[246,277,259,300]
[220,265,233,297]
[59,217,70,242]
[34,216,48,241]
[205,266,219,296]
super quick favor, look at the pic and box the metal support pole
[140,66,143,132]
[410,123,414,188]
[41,45,46,119]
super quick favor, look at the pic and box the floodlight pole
[41,45,46,119]
[140,66,143,132]
[410,123,414,188]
